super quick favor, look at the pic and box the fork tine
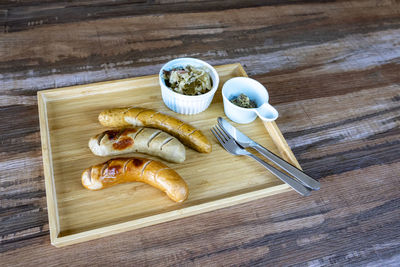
[211,126,237,155]
[214,125,228,142]
[217,123,233,140]
[212,124,247,156]
[211,127,225,144]
[212,126,225,143]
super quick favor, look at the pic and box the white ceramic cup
[159,58,219,115]
[222,77,279,124]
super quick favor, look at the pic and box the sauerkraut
[162,65,213,96]
[230,94,257,108]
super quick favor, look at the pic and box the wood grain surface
[1,0,400,266]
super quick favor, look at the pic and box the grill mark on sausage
[87,168,92,184]
[134,109,148,123]
[187,129,198,137]
[133,127,144,137]
[176,122,185,131]
[101,161,110,176]
[97,132,107,145]
[160,137,174,151]
[147,130,162,148]
[133,127,145,143]
[140,160,152,177]
[123,159,131,173]
[127,127,143,140]
[158,115,169,126]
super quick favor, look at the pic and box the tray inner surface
[44,65,284,236]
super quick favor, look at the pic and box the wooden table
[1,1,399,266]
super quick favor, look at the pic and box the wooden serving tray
[38,63,301,247]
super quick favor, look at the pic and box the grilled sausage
[89,128,185,163]
[98,107,211,153]
[81,158,189,203]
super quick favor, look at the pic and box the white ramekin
[159,58,219,115]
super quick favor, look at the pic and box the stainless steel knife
[218,117,320,190]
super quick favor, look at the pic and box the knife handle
[253,145,321,190]
[247,153,311,196]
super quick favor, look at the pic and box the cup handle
[254,103,279,122]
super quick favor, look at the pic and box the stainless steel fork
[211,124,311,196]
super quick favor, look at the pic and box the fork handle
[253,145,320,190]
[247,153,311,196]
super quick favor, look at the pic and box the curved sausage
[81,158,189,203]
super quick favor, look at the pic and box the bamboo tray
[38,63,301,247]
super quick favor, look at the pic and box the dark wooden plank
[256,62,400,104]
[0,0,337,33]
[1,0,400,266]
[1,1,399,93]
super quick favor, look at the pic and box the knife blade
[218,117,320,190]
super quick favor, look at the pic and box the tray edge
[37,92,61,245]
[38,62,299,247]
[52,184,290,247]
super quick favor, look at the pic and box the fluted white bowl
[159,58,219,115]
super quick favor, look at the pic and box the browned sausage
[89,128,186,163]
[81,158,188,203]
[98,107,211,153]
